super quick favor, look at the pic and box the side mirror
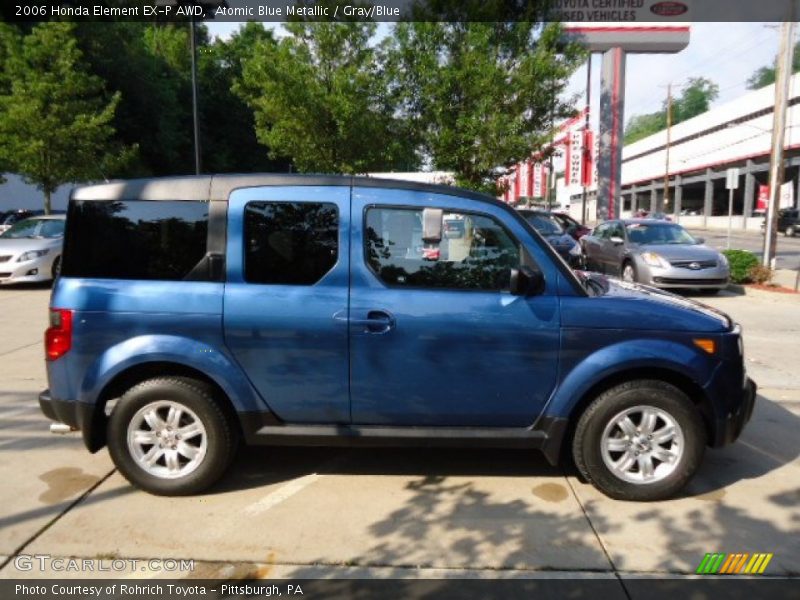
[422,208,443,244]
[609,236,625,245]
[509,266,545,297]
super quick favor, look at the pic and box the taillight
[45,309,73,361]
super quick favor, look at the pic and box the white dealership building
[563,72,800,229]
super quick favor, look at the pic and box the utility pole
[664,83,672,210]
[582,54,592,225]
[764,20,796,268]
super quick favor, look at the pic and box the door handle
[334,310,396,334]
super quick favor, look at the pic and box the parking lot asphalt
[0,285,798,585]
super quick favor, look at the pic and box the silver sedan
[582,219,730,293]
[0,215,65,285]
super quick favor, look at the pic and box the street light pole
[189,15,202,175]
[764,20,796,268]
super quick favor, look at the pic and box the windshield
[522,214,564,236]
[625,223,696,245]
[1,218,64,239]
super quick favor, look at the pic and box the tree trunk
[44,190,52,215]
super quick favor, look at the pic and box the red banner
[757,185,769,212]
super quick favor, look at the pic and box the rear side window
[244,202,338,285]
[62,200,208,281]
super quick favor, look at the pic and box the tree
[389,21,585,193]
[235,4,417,174]
[624,77,719,145]
[746,41,800,89]
[0,23,131,212]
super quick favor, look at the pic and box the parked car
[762,208,799,237]
[0,215,65,285]
[582,219,730,293]
[40,175,755,501]
[0,209,43,234]
[551,212,591,240]
[518,209,584,268]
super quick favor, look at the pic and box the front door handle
[334,310,396,334]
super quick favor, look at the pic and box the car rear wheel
[107,377,238,495]
[572,380,706,501]
[622,261,636,283]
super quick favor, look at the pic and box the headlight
[719,253,729,267]
[569,243,582,256]
[17,249,49,262]
[641,252,671,269]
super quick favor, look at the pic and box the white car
[0,215,65,285]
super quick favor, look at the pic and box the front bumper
[0,255,54,284]
[717,377,757,446]
[636,261,730,289]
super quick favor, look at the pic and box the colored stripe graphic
[697,553,773,575]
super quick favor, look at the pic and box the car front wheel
[621,261,636,283]
[572,380,706,501]
[107,377,238,495]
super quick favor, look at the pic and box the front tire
[787,225,796,237]
[107,377,238,495]
[572,380,706,501]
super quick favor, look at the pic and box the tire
[787,225,796,237]
[621,261,636,283]
[51,256,61,280]
[572,380,706,501]
[107,377,238,496]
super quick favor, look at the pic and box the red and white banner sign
[568,128,584,187]
[532,162,544,198]
[757,185,769,212]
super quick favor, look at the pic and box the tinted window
[365,207,521,291]
[244,202,338,285]
[62,201,208,281]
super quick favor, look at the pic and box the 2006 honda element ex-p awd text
[39,175,756,501]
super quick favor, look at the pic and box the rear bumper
[39,389,102,452]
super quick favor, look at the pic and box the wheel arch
[544,366,714,466]
[83,361,243,453]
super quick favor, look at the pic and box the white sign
[532,163,543,198]
[569,129,584,187]
[725,168,740,190]
[780,181,794,209]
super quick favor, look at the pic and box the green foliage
[235,4,417,174]
[0,23,132,212]
[746,42,800,90]
[624,78,719,145]
[722,249,760,284]
[389,21,585,193]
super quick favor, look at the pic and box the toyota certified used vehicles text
[40,176,755,501]
[0,215,65,285]
[582,219,730,293]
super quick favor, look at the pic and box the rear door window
[244,202,338,285]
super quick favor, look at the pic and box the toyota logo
[689,262,701,270]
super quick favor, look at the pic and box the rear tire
[51,256,61,280]
[572,380,706,501]
[107,377,238,496]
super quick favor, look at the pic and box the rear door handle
[334,310,396,334]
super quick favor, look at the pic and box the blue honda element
[39,175,756,501]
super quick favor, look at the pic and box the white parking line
[242,473,320,516]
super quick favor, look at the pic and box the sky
[207,21,787,132]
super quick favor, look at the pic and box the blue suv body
[39,175,756,500]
